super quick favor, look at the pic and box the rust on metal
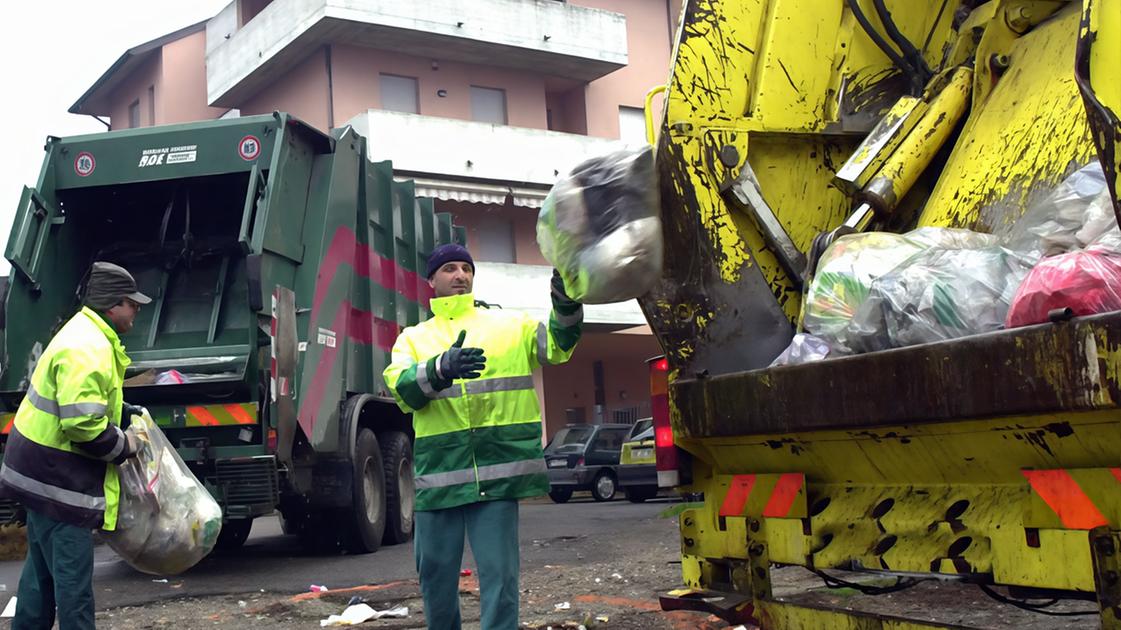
[673,312,1121,438]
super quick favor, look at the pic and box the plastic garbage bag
[769,333,842,367]
[1003,163,1113,260]
[804,228,1006,349]
[537,147,662,304]
[1005,250,1121,328]
[802,233,923,346]
[103,412,222,575]
[846,246,1033,351]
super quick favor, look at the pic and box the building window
[471,86,507,125]
[380,74,419,114]
[147,86,155,125]
[473,216,515,263]
[128,99,140,129]
[618,106,646,144]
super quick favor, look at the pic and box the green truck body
[0,112,461,552]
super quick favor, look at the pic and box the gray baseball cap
[85,261,152,310]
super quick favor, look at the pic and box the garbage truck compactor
[643,0,1121,627]
[0,113,464,553]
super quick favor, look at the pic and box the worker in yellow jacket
[384,244,583,630]
[0,261,150,630]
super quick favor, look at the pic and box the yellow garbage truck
[640,0,1121,627]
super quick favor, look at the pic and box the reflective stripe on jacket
[0,307,130,530]
[384,293,582,511]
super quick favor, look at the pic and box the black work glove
[121,402,147,430]
[435,331,486,387]
[551,269,581,312]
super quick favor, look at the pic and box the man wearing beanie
[0,261,151,630]
[384,243,583,630]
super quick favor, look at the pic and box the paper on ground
[1,597,16,618]
[320,603,408,626]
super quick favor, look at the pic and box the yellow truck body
[641,0,1121,627]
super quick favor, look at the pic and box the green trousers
[13,510,95,630]
[414,499,519,630]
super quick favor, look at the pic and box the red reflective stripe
[224,404,255,425]
[187,406,221,427]
[1023,469,1109,529]
[312,227,424,324]
[719,475,756,517]
[762,473,804,518]
[1,418,13,435]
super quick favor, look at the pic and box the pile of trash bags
[537,146,663,304]
[103,411,223,575]
[776,163,1121,366]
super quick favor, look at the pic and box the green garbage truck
[0,112,463,553]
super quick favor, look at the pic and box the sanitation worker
[0,261,151,630]
[384,243,583,630]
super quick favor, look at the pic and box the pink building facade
[72,0,680,440]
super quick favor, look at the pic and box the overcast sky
[0,1,229,273]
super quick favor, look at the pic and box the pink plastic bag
[1005,250,1121,328]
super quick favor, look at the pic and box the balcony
[474,263,647,328]
[206,0,628,108]
[347,110,636,206]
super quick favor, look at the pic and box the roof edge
[69,19,208,116]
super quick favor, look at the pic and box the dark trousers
[414,500,520,630]
[13,509,95,630]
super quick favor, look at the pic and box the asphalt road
[0,494,680,612]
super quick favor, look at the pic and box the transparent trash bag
[103,412,223,575]
[1006,250,1121,328]
[1003,163,1116,259]
[803,228,1005,350]
[847,246,1033,351]
[537,146,662,304]
[769,333,842,367]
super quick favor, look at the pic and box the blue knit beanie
[426,243,475,279]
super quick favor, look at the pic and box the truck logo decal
[238,135,261,161]
[138,145,197,168]
[74,152,96,177]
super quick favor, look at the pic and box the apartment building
[70,0,682,440]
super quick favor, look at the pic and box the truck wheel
[214,518,253,551]
[625,487,658,503]
[379,431,414,545]
[591,471,617,502]
[549,488,573,503]
[343,429,387,553]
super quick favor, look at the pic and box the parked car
[617,426,658,502]
[545,423,633,502]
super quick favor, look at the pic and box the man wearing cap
[383,244,583,630]
[0,261,151,630]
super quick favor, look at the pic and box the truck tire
[591,471,617,502]
[549,488,573,503]
[343,429,387,553]
[214,518,253,551]
[379,431,414,545]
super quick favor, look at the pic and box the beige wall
[162,31,228,123]
[330,45,549,131]
[106,31,225,129]
[541,331,662,439]
[239,47,330,130]
[572,0,676,138]
[108,53,161,129]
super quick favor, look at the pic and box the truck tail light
[649,356,680,487]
